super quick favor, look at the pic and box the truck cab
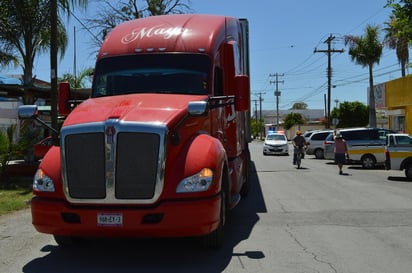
[19,14,251,248]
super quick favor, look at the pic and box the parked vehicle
[18,14,251,248]
[306,130,332,159]
[337,127,396,168]
[303,130,315,143]
[263,133,289,155]
[323,132,335,160]
[385,133,412,178]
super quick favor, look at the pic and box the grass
[0,177,33,215]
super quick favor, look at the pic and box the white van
[337,127,396,168]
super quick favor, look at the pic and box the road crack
[285,224,338,273]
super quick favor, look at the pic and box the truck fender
[35,146,63,198]
[177,134,228,194]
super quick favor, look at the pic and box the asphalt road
[1,140,412,273]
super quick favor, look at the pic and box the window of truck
[92,54,210,97]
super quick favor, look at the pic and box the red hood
[63,94,208,127]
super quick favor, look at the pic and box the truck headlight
[33,169,55,192]
[176,168,213,193]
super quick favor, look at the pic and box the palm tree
[0,52,18,67]
[0,0,69,104]
[344,25,383,128]
[384,15,410,77]
[50,0,88,138]
[59,67,93,88]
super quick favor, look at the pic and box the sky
[2,0,405,111]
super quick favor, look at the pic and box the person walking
[334,131,348,175]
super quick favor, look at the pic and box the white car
[263,133,289,155]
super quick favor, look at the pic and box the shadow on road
[387,176,412,183]
[23,161,267,273]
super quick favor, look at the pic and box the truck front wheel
[202,180,227,248]
[54,235,82,247]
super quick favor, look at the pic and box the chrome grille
[65,133,106,199]
[116,132,159,199]
[61,122,167,204]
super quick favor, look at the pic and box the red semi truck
[19,14,251,248]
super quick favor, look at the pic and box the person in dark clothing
[292,130,306,165]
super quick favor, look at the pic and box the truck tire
[240,150,251,198]
[202,178,227,248]
[54,235,82,247]
[54,235,75,247]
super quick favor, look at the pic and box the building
[384,75,412,134]
[259,109,326,139]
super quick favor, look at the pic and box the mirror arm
[34,117,60,136]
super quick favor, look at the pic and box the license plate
[97,213,123,226]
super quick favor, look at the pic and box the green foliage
[251,119,264,139]
[0,123,41,188]
[290,102,308,110]
[331,101,369,128]
[386,0,412,42]
[385,0,412,77]
[0,0,68,70]
[344,25,383,128]
[0,126,15,187]
[59,67,94,88]
[284,113,304,130]
[0,177,33,215]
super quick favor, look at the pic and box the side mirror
[234,75,250,112]
[18,105,38,119]
[188,101,208,116]
[18,105,60,135]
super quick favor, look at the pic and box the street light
[334,99,339,108]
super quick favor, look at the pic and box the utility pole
[314,34,344,129]
[252,99,258,124]
[253,92,265,138]
[270,73,284,131]
[251,99,258,139]
[50,0,58,145]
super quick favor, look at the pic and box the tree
[0,0,69,104]
[331,101,368,128]
[384,15,410,77]
[50,0,89,143]
[85,0,193,46]
[290,102,308,110]
[0,125,25,188]
[385,0,412,75]
[283,113,304,130]
[59,67,93,88]
[251,119,264,139]
[344,25,383,128]
[386,0,412,43]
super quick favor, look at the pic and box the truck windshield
[92,54,210,97]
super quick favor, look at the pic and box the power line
[270,73,284,130]
[314,35,344,129]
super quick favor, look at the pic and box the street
[2,140,412,273]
